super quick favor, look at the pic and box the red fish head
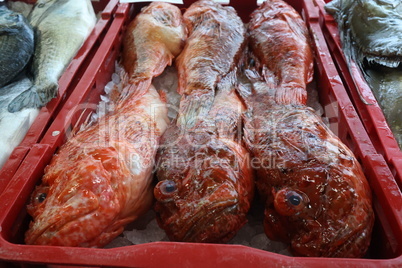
[154,140,254,243]
[260,165,374,257]
[25,147,134,247]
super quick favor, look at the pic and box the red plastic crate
[0,0,402,267]
[316,0,402,190]
[0,0,120,195]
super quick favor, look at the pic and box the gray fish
[8,0,96,113]
[0,77,37,169]
[326,0,402,147]
[0,4,34,88]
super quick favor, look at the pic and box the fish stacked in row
[24,0,374,258]
[154,0,254,243]
[242,0,374,257]
[6,0,97,112]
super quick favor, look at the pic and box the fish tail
[7,85,55,113]
[244,68,307,105]
[274,82,307,105]
[116,77,153,108]
[176,90,214,128]
[245,68,276,95]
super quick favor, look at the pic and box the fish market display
[242,0,374,257]
[0,4,34,88]
[154,0,254,243]
[25,2,185,247]
[325,0,402,147]
[8,0,97,113]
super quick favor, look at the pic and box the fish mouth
[352,33,402,68]
[25,190,101,246]
[341,0,402,68]
[290,216,374,257]
[25,216,70,245]
[363,55,402,68]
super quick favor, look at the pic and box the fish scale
[154,1,253,243]
[326,0,402,147]
[0,5,34,88]
[242,0,374,257]
[24,2,185,247]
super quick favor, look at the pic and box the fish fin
[218,69,237,92]
[0,26,20,35]
[158,89,168,103]
[115,78,153,109]
[176,90,214,128]
[275,83,307,105]
[324,0,341,15]
[154,51,175,78]
[7,87,46,113]
[245,68,276,94]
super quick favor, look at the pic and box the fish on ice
[242,0,374,257]
[8,0,97,113]
[154,0,254,243]
[25,2,186,247]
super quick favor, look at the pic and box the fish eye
[286,191,302,206]
[154,180,178,202]
[30,186,49,206]
[38,193,47,203]
[160,180,177,195]
[37,193,47,203]
[274,189,308,216]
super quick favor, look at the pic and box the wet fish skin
[153,0,252,243]
[121,2,186,83]
[326,0,402,67]
[242,70,374,258]
[248,0,314,105]
[25,85,169,247]
[24,2,185,247]
[325,0,402,148]
[243,0,374,257]
[8,0,96,113]
[154,72,254,243]
[0,5,34,88]
[176,0,246,127]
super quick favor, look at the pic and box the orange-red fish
[155,71,254,243]
[241,0,374,257]
[25,2,186,247]
[175,0,246,127]
[154,0,253,243]
[248,0,314,105]
[121,2,186,84]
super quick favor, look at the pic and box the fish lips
[290,216,374,257]
[25,189,101,245]
[349,0,402,67]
